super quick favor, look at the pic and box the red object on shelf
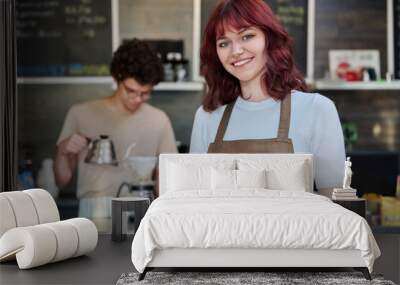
[345,71,359,81]
[336,62,350,79]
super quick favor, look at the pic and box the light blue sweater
[190,91,346,190]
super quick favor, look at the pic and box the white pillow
[211,168,236,190]
[167,163,211,191]
[237,169,267,189]
[267,166,307,191]
[238,159,309,191]
[211,169,267,190]
[166,160,236,192]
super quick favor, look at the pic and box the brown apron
[207,95,294,153]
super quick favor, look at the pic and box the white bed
[131,154,380,280]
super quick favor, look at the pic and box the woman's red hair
[200,0,307,111]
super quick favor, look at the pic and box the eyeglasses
[121,82,152,101]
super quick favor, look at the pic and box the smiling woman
[200,0,306,110]
[190,0,346,191]
[216,27,267,90]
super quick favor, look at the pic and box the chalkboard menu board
[265,0,308,77]
[395,0,400,79]
[16,0,112,76]
[201,0,308,76]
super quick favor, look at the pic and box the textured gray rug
[116,271,396,285]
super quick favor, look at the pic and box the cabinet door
[314,0,387,79]
[119,0,195,80]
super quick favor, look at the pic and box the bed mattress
[131,190,380,273]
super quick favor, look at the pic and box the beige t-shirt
[57,99,177,198]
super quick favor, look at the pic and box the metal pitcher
[84,135,118,166]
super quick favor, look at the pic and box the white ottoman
[0,189,98,269]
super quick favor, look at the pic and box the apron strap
[214,99,236,142]
[214,94,291,142]
[277,94,291,139]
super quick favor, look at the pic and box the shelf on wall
[17,76,113,85]
[154,81,204,91]
[312,80,400,90]
[18,77,400,91]
[16,77,204,91]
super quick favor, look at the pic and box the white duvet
[131,190,380,273]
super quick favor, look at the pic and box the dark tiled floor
[0,234,133,285]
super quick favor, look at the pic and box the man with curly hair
[54,39,177,232]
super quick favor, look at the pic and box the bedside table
[332,198,366,218]
[111,197,150,242]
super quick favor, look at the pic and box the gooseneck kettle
[84,135,118,166]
